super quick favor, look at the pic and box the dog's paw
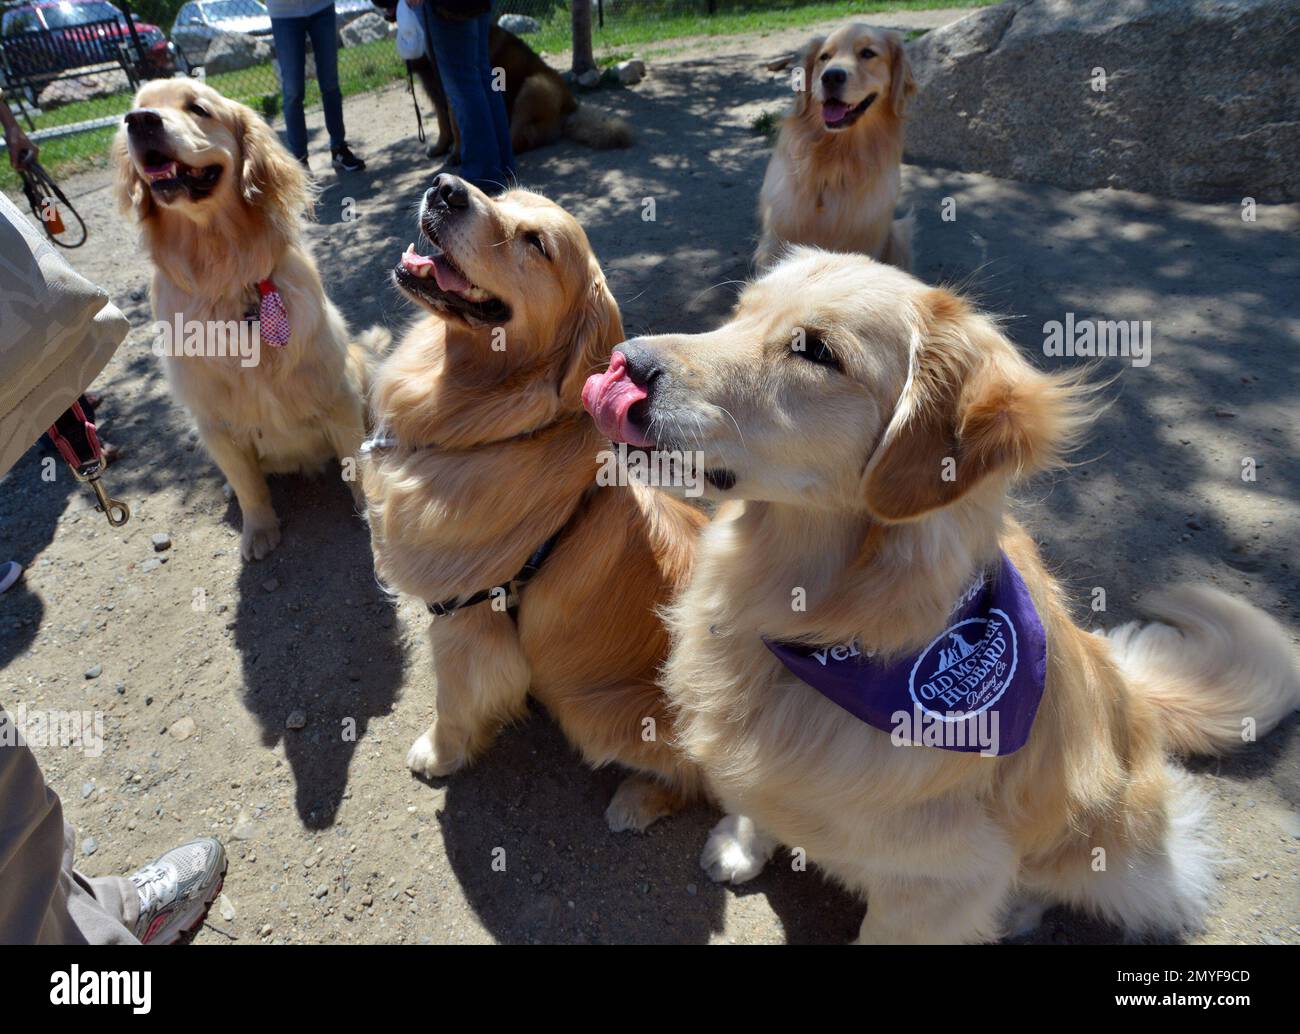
[405,728,464,779]
[240,515,281,562]
[604,775,678,833]
[700,814,776,885]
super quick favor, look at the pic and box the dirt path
[2,11,1297,944]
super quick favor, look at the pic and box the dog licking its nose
[582,350,654,447]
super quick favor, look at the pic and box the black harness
[426,530,563,621]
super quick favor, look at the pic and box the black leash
[406,65,426,144]
[19,159,88,249]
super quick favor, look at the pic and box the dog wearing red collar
[115,79,387,561]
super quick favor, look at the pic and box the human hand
[5,124,37,171]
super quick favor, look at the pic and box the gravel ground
[1,9,1296,944]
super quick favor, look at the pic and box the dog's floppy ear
[862,288,1088,522]
[236,101,312,222]
[112,128,153,221]
[558,262,625,407]
[793,35,825,119]
[884,31,916,117]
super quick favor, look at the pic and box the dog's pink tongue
[432,255,471,294]
[582,352,652,446]
[822,101,850,124]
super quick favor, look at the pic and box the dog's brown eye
[523,231,549,260]
[188,102,210,118]
[859,48,877,60]
[794,334,841,372]
[818,52,831,63]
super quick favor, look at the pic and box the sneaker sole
[171,862,227,946]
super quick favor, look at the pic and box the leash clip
[71,460,131,527]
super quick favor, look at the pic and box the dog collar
[427,530,561,620]
[764,552,1047,756]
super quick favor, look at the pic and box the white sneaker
[128,837,227,944]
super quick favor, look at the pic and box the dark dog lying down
[370,6,630,159]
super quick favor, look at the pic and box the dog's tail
[882,211,915,273]
[563,104,633,149]
[348,325,393,398]
[1105,586,1299,756]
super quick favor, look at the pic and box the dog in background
[370,4,631,159]
[362,175,705,832]
[115,79,385,561]
[591,249,1300,942]
[756,24,916,272]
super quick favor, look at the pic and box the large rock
[39,69,130,107]
[904,0,1299,202]
[340,12,395,47]
[203,30,274,75]
[498,14,540,35]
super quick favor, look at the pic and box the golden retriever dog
[755,24,916,272]
[114,79,383,561]
[589,249,1300,942]
[361,174,706,831]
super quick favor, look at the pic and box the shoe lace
[131,863,174,915]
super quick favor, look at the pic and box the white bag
[396,0,426,62]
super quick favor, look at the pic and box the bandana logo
[763,552,1047,756]
[908,611,1018,720]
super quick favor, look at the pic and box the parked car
[170,0,270,65]
[0,0,177,81]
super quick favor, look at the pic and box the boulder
[38,69,130,107]
[340,12,395,47]
[203,30,274,75]
[904,0,1299,202]
[615,58,646,86]
[498,13,540,35]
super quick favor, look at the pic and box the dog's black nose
[820,67,848,89]
[615,338,663,391]
[427,174,469,211]
[124,108,162,133]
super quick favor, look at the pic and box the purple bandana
[764,552,1047,756]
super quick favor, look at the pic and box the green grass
[1,35,405,192]
[3,2,989,192]
[531,0,988,56]
[750,108,780,140]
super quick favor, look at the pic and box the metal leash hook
[46,400,130,527]
[71,459,131,527]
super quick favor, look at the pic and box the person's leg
[422,6,504,188]
[0,708,138,944]
[305,5,346,151]
[270,16,309,161]
[476,13,514,179]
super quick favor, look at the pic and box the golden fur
[114,79,381,561]
[613,249,1299,941]
[756,23,916,272]
[362,179,706,831]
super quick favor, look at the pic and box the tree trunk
[571,0,596,76]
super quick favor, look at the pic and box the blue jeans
[421,8,514,190]
[271,5,346,158]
